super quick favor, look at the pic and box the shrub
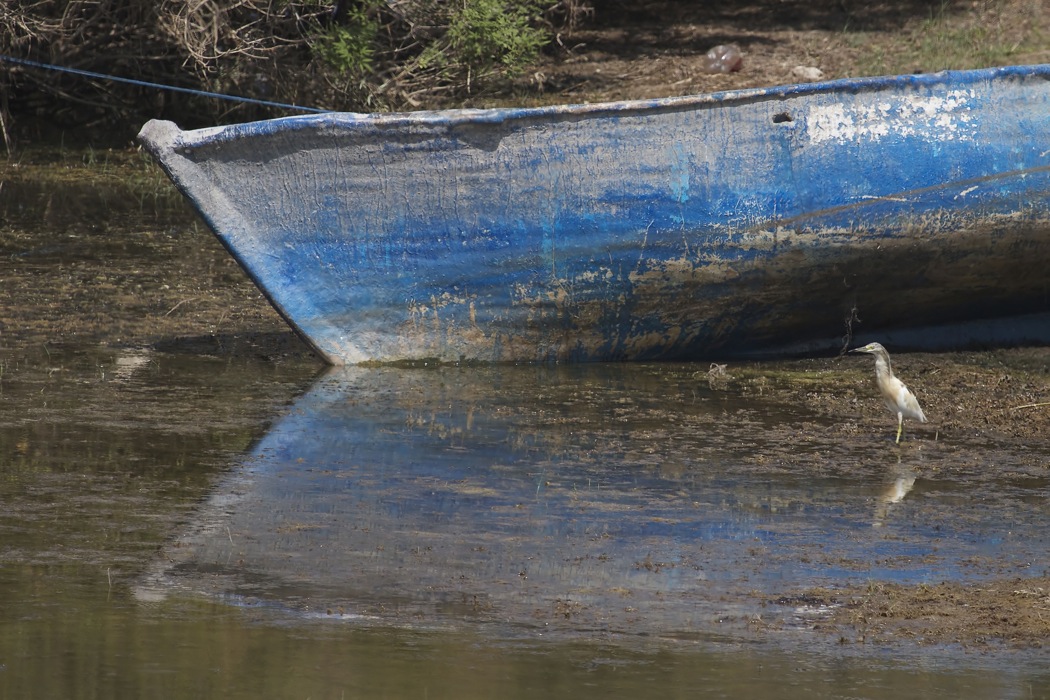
[0,0,586,132]
[313,1,380,77]
[447,0,549,75]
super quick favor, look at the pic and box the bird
[850,342,927,444]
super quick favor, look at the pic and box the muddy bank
[724,352,1050,650]
[770,577,1050,649]
[0,148,315,361]
[728,347,1050,442]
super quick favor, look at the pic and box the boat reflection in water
[135,364,1024,640]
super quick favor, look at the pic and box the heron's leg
[895,413,903,444]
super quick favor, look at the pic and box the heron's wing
[894,380,927,422]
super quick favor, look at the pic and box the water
[0,151,1047,699]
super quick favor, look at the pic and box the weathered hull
[138,65,1050,364]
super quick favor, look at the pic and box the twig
[164,297,196,316]
[1010,401,1050,411]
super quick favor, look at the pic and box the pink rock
[701,44,743,74]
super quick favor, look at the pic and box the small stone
[791,66,825,81]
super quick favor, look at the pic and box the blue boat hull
[139,65,1050,363]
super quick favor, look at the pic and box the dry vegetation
[1,0,585,139]
[2,0,1050,146]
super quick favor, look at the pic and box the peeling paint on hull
[139,65,1050,363]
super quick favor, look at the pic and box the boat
[138,65,1050,364]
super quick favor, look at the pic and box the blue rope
[0,54,329,114]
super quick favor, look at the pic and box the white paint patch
[955,185,980,199]
[807,90,976,145]
[859,195,908,202]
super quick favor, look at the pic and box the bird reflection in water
[872,456,917,528]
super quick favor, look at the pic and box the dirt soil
[498,0,1050,107]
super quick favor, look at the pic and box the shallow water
[139,365,1047,618]
[0,152,1048,698]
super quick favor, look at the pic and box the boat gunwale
[143,63,1050,149]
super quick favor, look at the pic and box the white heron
[851,342,927,443]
